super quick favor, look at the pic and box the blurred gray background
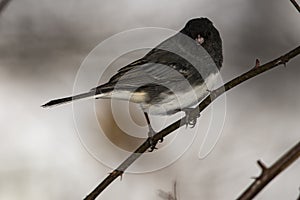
[0,0,299,199]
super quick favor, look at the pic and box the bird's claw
[148,137,158,152]
[183,108,200,128]
[147,127,163,152]
[148,136,164,152]
[159,137,164,143]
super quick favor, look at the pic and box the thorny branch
[237,141,300,200]
[84,46,300,200]
[290,0,300,12]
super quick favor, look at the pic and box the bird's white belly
[144,84,208,115]
[143,72,220,115]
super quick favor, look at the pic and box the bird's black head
[180,18,223,69]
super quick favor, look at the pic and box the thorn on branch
[257,160,268,172]
[254,59,260,68]
[281,56,290,67]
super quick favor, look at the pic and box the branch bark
[84,45,300,200]
[237,141,300,200]
[290,0,300,12]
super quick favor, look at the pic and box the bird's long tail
[41,91,97,108]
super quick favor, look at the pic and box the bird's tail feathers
[41,91,98,108]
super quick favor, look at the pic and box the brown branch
[290,0,300,12]
[84,46,300,200]
[0,0,12,14]
[237,141,300,200]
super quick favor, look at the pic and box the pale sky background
[0,0,300,199]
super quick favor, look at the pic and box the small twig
[290,0,300,12]
[257,160,267,172]
[237,141,300,200]
[84,46,300,200]
[254,59,260,68]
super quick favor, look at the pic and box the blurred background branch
[158,181,178,200]
[237,140,300,200]
[84,46,300,200]
[0,0,11,14]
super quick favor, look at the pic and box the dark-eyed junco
[42,18,223,151]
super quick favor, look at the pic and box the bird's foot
[147,126,163,152]
[148,137,158,152]
[182,108,200,128]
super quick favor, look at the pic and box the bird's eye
[207,31,211,37]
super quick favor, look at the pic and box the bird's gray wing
[94,48,202,93]
[114,62,191,90]
[92,32,217,93]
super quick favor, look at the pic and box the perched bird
[42,18,223,151]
